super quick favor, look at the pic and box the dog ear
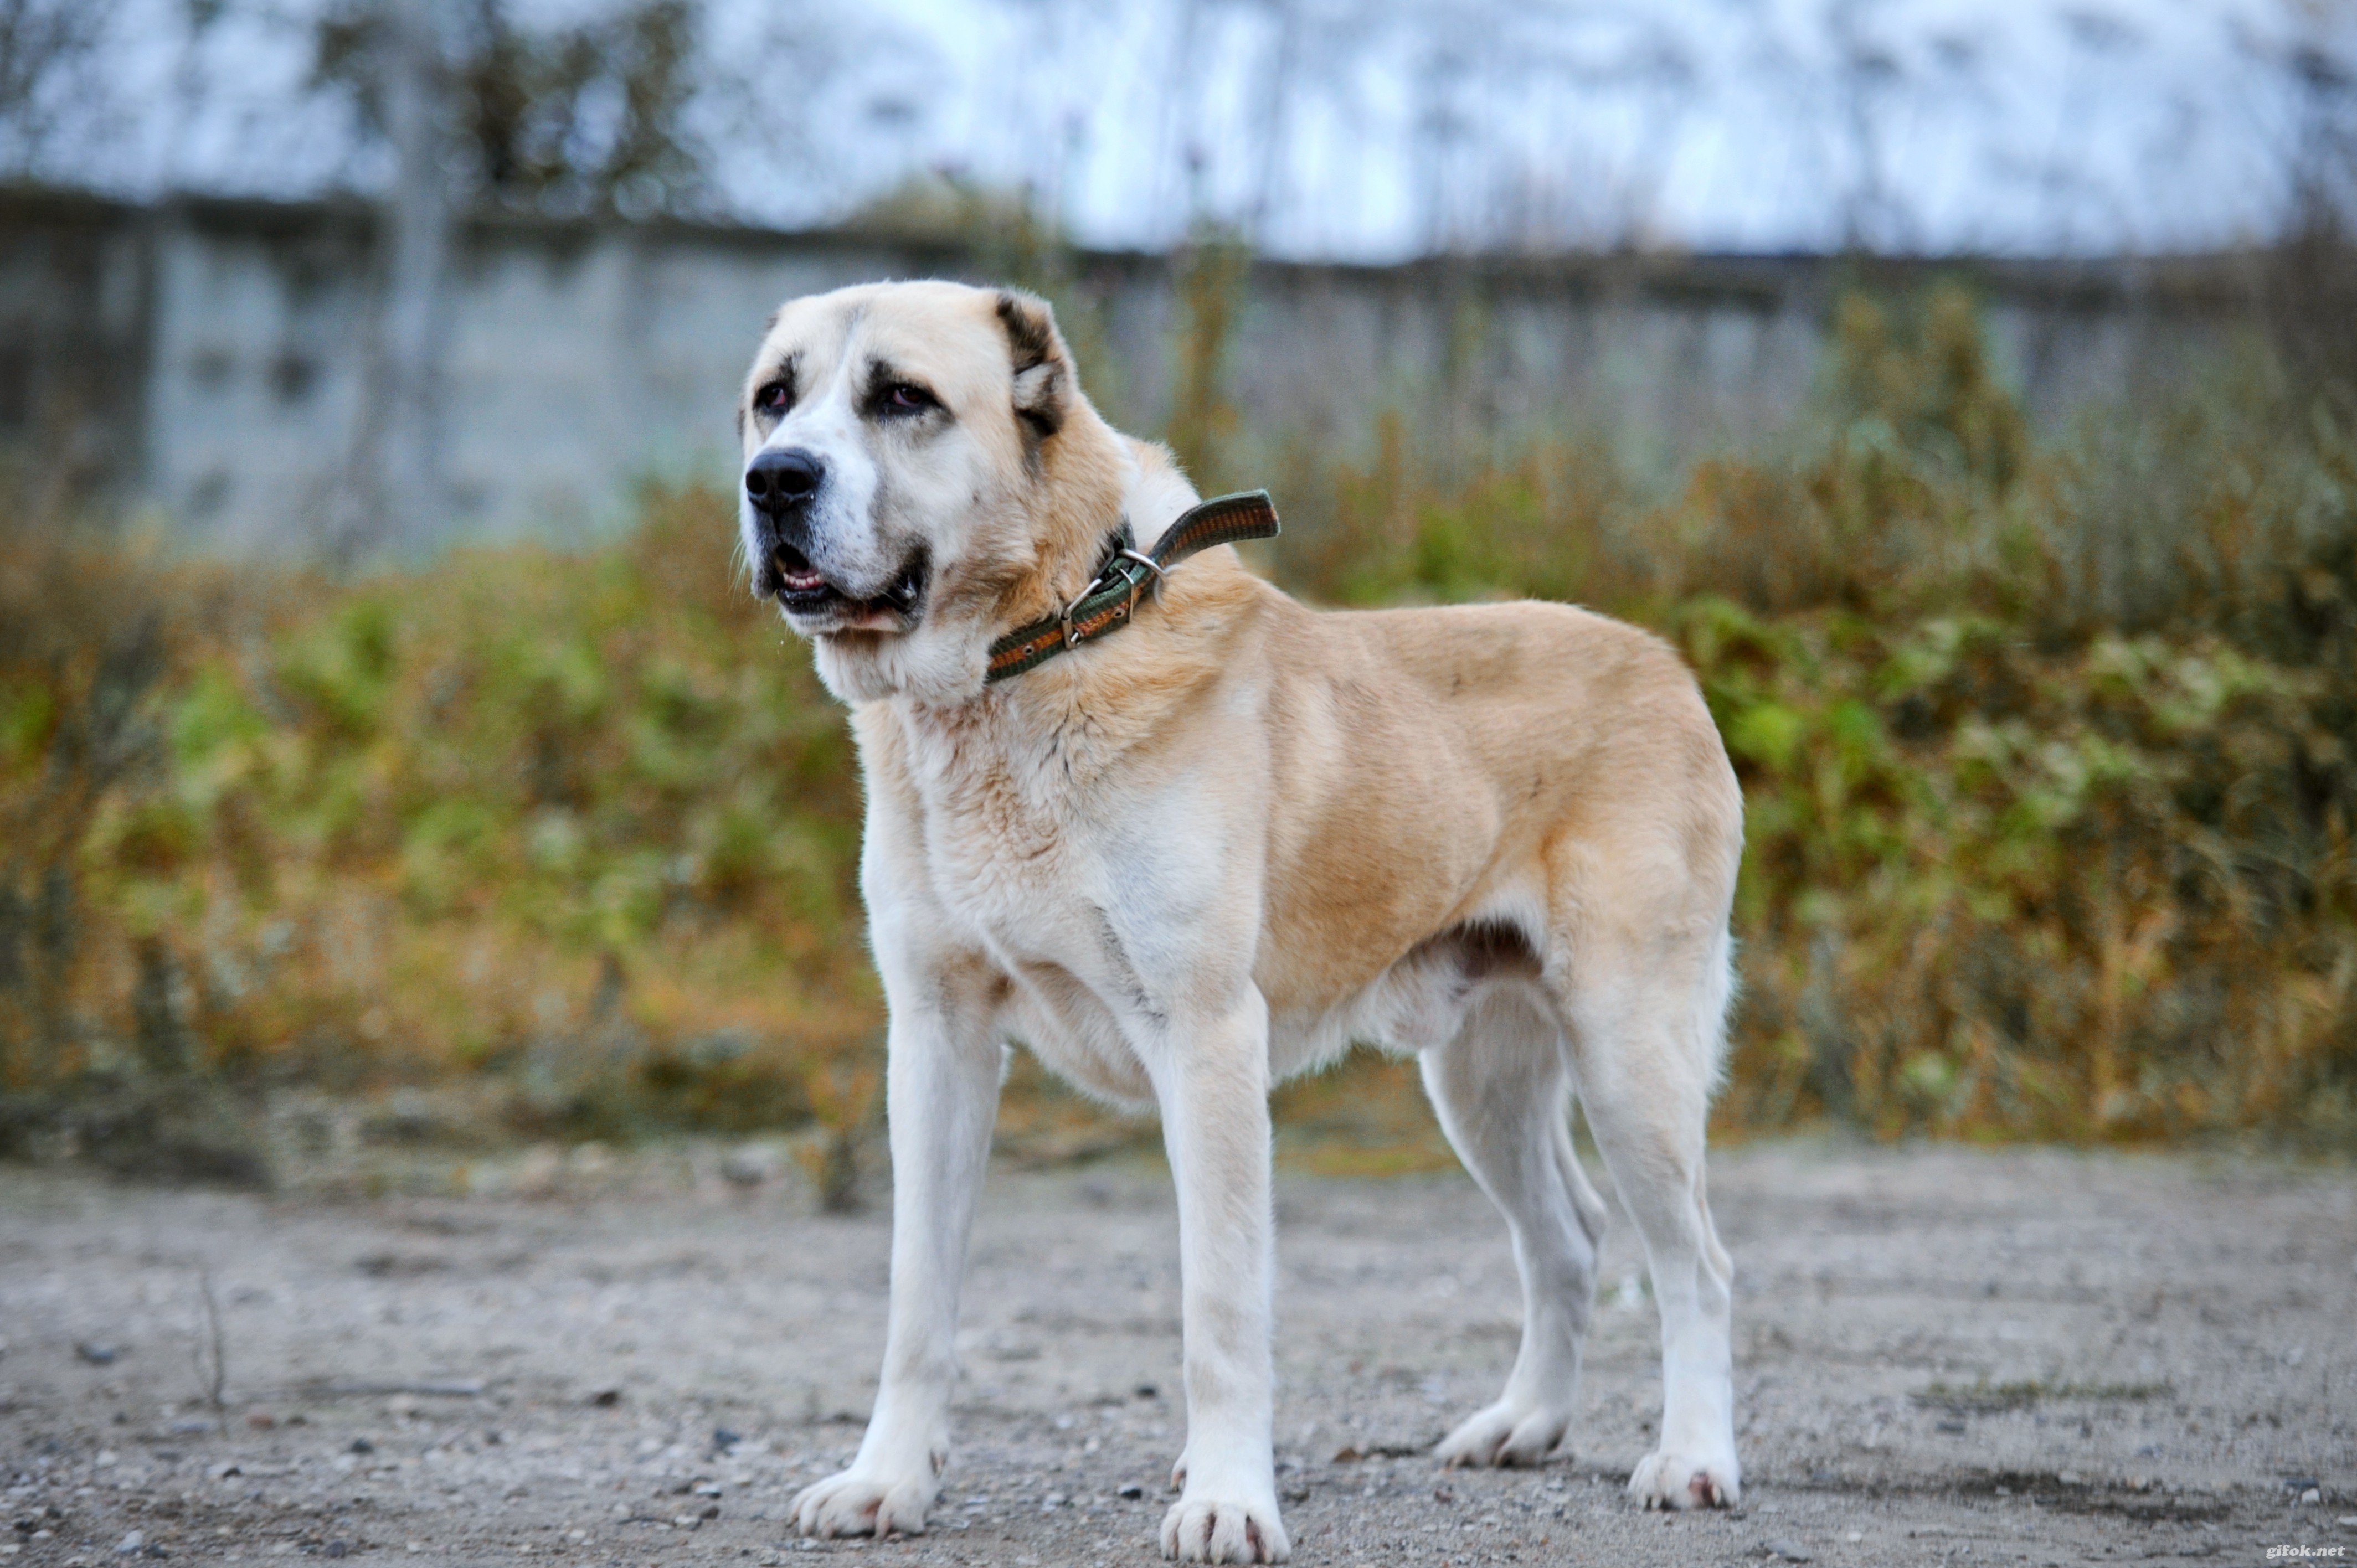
[994,289,1068,442]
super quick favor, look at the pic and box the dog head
[737,280,1126,704]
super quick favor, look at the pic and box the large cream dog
[737,280,1743,1564]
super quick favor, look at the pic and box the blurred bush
[0,488,877,1179]
[1298,282,2356,1147]
[2,282,2352,1183]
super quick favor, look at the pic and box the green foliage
[1,486,872,1143]
[3,283,2351,1158]
[1290,285,2357,1146]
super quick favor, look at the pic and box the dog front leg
[791,989,1001,1540]
[1154,992,1290,1565]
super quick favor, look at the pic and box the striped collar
[983,490,1280,684]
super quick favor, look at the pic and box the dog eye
[754,380,790,415]
[881,382,936,415]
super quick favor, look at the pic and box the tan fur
[741,282,1745,1565]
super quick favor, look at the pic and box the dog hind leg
[1557,926,1741,1509]
[1423,987,1603,1469]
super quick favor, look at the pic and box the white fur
[745,283,1746,1565]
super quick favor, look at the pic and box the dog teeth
[771,553,826,592]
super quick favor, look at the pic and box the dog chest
[874,715,1117,955]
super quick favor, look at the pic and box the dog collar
[984,490,1280,684]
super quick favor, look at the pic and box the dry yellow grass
[2,285,2351,1170]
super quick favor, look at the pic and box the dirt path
[1,1140,2351,1566]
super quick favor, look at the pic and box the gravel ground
[1,1139,2351,1567]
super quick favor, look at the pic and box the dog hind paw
[1434,1400,1573,1468]
[1627,1448,1740,1510]
[1159,1494,1290,1564]
[790,1469,934,1539]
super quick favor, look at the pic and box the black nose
[745,447,824,512]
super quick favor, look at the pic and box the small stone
[1133,1384,1157,1400]
[588,1389,622,1408]
[721,1144,781,1187]
[114,1533,142,1556]
[1764,1540,1813,1563]
[2302,1488,2323,1505]
[2056,1470,2081,1486]
[712,1428,741,1451]
[1117,1483,1144,1500]
[348,1438,374,1455]
[693,1481,723,1498]
[75,1344,122,1367]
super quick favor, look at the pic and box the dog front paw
[790,1467,936,1539]
[1627,1447,1740,1509]
[1435,1399,1574,1468]
[1159,1492,1289,1564]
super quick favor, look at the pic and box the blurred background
[2,0,2354,1200]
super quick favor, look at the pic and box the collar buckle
[1061,532,1162,649]
[1115,547,1167,597]
[984,491,1279,685]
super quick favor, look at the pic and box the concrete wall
[0,188,2266,550]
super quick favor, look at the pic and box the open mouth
[758,539,928,627]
